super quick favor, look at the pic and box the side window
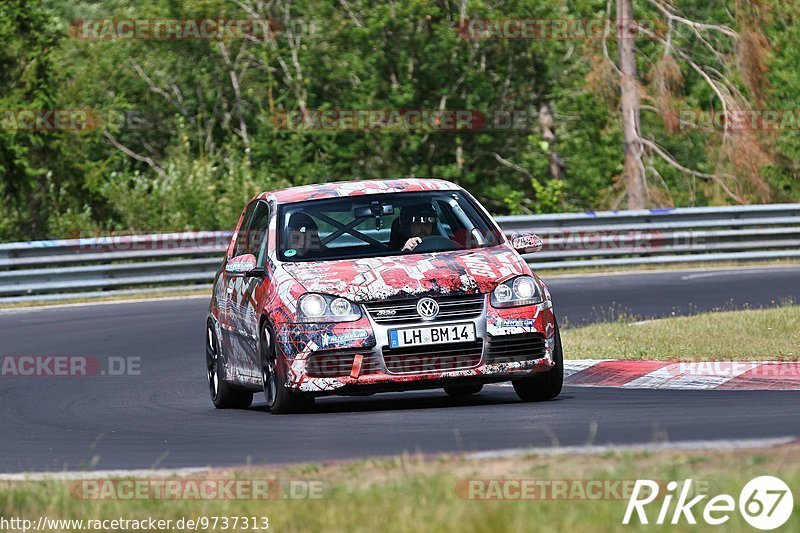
[232,201,257,257]
[248,202,271,265]
[433,200,457,239]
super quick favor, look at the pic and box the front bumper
[275,294,557,395]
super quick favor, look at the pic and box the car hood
[280,245,529,302]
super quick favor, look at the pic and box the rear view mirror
[225,254,257,276]
[510,232,543,254]
[353,202,394,218]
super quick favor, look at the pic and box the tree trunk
[617,0,646,209]
[538,103,564,180]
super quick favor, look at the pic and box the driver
[285,212,323,258]
[400,204,438,252]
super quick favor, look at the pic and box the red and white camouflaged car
[206,178,562,413]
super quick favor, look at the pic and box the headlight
[299,294,326,318]
[297,293,362,322]
[329,297,353,317]
[491,275,544,308]
[513,277,536,299]
[494,283,513,303]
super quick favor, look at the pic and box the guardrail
[1,204,798,302]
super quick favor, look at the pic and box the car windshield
[278,191,503,262]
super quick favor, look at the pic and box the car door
[219,201,257,365]
[224,200,271,378]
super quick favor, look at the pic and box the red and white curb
[560,360,800,390]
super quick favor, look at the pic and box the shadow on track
[244,389,573,415]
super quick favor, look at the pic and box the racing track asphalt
[1,266,799,472]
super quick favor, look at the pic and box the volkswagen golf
[206,178,562,413]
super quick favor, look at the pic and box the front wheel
[511,318,564,402]
[260,324,315,414]
[206,322,253,409]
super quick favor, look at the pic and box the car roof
[258,178,461,204]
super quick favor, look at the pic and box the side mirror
[225,254,257,276]
[510,232,543,254]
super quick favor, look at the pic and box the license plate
[389,323,476,348]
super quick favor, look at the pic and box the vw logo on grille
[416,298,439,319]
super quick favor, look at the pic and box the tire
[512,318,564,402]
[443,384,483,397]
[206,322,253,409]
[260,323,315,414]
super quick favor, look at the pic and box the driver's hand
[402,237,422,251]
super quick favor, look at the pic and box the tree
[616,0,646,208]
[2,0,797,240]
[603,0,773,207]
[0,0,74,238]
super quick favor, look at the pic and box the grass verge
[0,289,209,310]
[562,306,800,360]
[1,445,798,532]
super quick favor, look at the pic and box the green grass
[2,446,798,532]
[562,306,800,360]
[0,289,209,310]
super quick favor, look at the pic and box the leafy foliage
[0,0,798,240]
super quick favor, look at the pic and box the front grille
[382,340,483,374]
[305,350,379,378]
[365,293,485,324]
[487,333,547,363]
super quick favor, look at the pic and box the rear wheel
[206,322,253,409]
[512,318,563,402]
[443,384,483,397]
[260,324,315,414]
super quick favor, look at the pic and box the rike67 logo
[624,476,794,530]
